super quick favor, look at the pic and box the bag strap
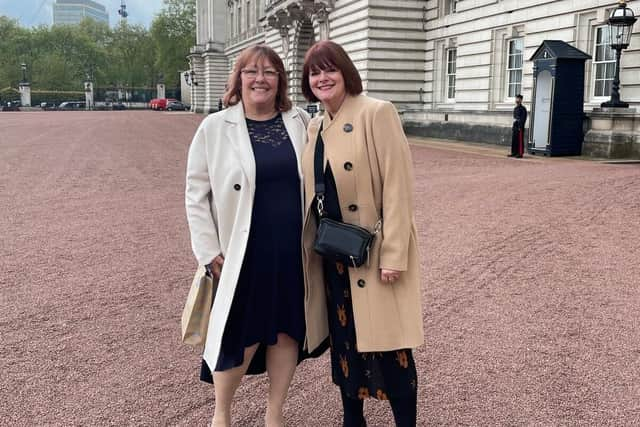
[313,122,326,216]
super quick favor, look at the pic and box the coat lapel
[282,107,304,179]
[224,103,256,189]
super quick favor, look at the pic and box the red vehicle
[149,98,177,110]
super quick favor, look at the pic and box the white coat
[185,102,309,371]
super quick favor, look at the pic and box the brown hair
[302,41,363,102]
[223,44,292,111]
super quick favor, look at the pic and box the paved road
[1,111,640,426]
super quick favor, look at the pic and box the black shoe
[507,154,516,157]
[515,155,523,158]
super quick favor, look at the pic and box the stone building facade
[189,0,640,157]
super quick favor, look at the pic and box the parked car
[1,101,21,111]
[58,101,86,110]
[112,102,127,110]
[149,98,177,111]
[166,100,189,111]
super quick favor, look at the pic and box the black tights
[340,388,417,427]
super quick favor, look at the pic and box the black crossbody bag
[313,124,381,268]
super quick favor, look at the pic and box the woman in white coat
[185,45,311,427]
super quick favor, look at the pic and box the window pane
[513,39,523,55]
[595,80,604,97]
[506,38,523,98]
[596,45,604,61]
[514,54,523,69]
[596,63,604,79]
[604,80,612,96]
[509,70,522,85]
[596,27,603,44]
[606,62,616,79]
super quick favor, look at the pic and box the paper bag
[181,266,216,346]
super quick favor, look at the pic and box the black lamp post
[20,63,27,83]
[601,0,637,108]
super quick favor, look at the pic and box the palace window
[506,38,523,98]
[593,25,616,98]
[446,48,457,100]
[445,0,458,15]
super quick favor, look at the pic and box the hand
[208,255,225,280]
[380,269,400,283]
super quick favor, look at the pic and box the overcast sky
[0,0,164,28]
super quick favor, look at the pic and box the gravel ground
[1,111,640,426]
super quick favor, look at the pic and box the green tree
[150,0,196,88]
[109,22,156,88]
[0,4,197,94]
[0,16,30,88]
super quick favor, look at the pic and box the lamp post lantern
[601,0,637,108]
[20,63,27,83]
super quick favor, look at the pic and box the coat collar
[223,102,305,184]
[321,94,359,133]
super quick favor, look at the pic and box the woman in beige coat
[300,41,424,426]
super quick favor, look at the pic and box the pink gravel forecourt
[1,110,640,426]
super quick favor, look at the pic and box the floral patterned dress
[315,162,418,401]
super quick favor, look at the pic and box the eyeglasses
[241,68,279,79]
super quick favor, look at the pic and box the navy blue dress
[200,113,307,381]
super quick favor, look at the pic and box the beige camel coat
[302,94,424,354]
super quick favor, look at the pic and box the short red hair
[302,41,363,102]
[223,44,292,111]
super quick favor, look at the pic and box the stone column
[203,42,229,113]
[583,108,640,159]
[19,82,31,107]
[188,47,206,113]
[84,81,94,110]
[280,25,291,68]
[313,7,330,41]
[157,83,166,99]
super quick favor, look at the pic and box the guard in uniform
[509,94,527,158]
